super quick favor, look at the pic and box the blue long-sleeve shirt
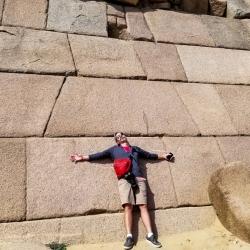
[88,145,158,177]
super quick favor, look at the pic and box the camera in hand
[166,152,174,162]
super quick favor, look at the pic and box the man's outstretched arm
[134,146,172,161]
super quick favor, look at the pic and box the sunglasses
[114,132,126,139]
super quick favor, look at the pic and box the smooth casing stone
[68,35,145,78]
[209,162,250,243]
[0,139,26,222]
[227,0,250,18]
[45,77,198,136]
[2,0,47,29]
[133,42,187,81]
[144,10,214,46]
[201,15,250,50]
[0,73,64,137]
[125,8,153,41]
[175,83,237,135]
[209,0,227,16]
[181,0,209,14]
[177,45,250,85]
[0,27,75,74]
[47,0,107,36]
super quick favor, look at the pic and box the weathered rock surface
[215,85,250,135]
[60,207,216,244]
[181,0,209,14]
[45,77,199,136]
[107,3,124,17]
[0,27,75,74]
[201,15,250,50]
[0,73,63,137]
[163,137,225,205]
[68,35,145,78]
[125,8,153,41]
[0,139,26,222]
[0,240,50,250]
[144,10,214,46]
[133,42,187,81]
[216,137,250,164]
[227,0,250,18]
[209,0,227,16]
[26,137,177,219]
[209,162,250,243]
[2,0,47,29]
[0,0,4,22]
[174,83,237,135]
[47,0,107,37]
[176,45,250,84]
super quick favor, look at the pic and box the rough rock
[176,45,250,85]
[60,207,216,244]
[181,0,209,14]
[0,73,63,137]
[0,0,4,22]
[107,3,124,17]
[163,137,225,205]
[151,2,172,9]
[0,139,26,222]
[116,0,140,6]
[201,15,250,50]
[0,240,50,250]
[116,17,127,29]
[215,85,250,135]
[45,77,199,137]
[209,0,227,16]
[47,0,107,36]
[242,19,250,31]
[2,0,47,29]
[209,162,250,243]
[125,8,153,41]
[216,137,250,164]
[174,83,237,135]
[227,0,250,18]
[26,137,177,219]
[133,42,187,81]
[68,35,145,78]
[0,27,75,74]
[144,10,214,46]
[107,15,117,27]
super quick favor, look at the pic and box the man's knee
[123,203,133,211]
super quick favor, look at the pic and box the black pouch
[124,172,138,190]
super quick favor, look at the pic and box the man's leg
[138,204,152,233]
[124,203,133,234]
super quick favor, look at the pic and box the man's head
[114,132,128,145]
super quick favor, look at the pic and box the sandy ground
[68,218,250,250]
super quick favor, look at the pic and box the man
[70,132,174,249]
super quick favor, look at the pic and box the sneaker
[146,234,162,248]
[123,236,134,249]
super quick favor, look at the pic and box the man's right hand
[70,154,83,163]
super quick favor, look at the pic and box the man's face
[115,132,127,144]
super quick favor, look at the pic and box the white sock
[147,232,154,238]
[127,233,133,238]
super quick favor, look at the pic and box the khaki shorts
[118,177,147,207]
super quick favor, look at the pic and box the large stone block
[181,0,208,14]
[68,35,145,78]
[26,137,177,219]
[209,162,250,243]
[216,137,250,164]
[144,10,214,46]
[162,137,225,205]
[47,0,107,37]
[0,139,26,222]
[215,85,250,135]
[177,45,250,85]
[227,0,250,18]
[45,77,199,136]
[201,15,250,50]
[0,73,63,137]
[0,27,75,74]
[174,83,237,135]
[133,42,187,81]
[2,0,47,29]
[125,8,153,41]
[0,218,60,243]
[60,206,216,244]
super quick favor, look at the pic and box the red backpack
[113,158,131,178]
